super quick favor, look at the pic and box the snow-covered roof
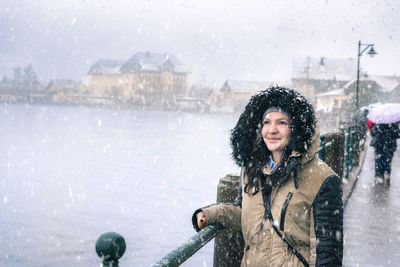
[221,80,275,93]
[121,51,186,73]
[88,59,124,75]
[342,79,356,90]
[366,75,400,92]
[317,88,346,97]
[88,52,187,75]
[341,74,400,94]
[292,57,357,81]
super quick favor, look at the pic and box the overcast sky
[0,0,399,85]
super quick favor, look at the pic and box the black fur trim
[230,86,316,166]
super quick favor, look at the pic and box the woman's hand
[196,211,207,229]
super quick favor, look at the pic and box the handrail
[151,224,224,267]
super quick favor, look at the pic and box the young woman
[192,86,343,266]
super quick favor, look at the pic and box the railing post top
[96,232,126,266]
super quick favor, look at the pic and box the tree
[13,66,22,83]
[23,64,39,86]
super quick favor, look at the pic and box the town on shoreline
[1,52,399,129]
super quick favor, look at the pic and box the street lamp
[355,40,377,124]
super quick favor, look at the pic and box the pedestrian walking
[192,86,343,266]
[370,123,400,186]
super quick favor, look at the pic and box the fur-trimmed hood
[230,86,317,167]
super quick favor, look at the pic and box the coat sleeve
[192,172,243,232]
[312,175,343,266]
[193,202,242,231]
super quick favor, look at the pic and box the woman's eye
[279,121,288,126]
[264,121,270,125]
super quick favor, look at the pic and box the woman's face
[262,111,291,156]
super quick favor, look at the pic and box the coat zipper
[279,192,293,231]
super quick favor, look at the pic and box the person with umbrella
[370,122,400,186]
[368,103,400,186]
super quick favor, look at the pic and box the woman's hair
[244,138,293,195]
[230,86,316,195]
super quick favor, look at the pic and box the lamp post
[352,41,377,166]
[355,40,377,125]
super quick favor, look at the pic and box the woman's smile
[268,137,281,141]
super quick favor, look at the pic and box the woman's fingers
[196,211,207,229]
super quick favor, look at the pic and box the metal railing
[151,224,223,267]
[95,226,224,267]
[342,126,356,178]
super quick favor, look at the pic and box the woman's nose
[268,123,278,133]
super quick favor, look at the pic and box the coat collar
[300,122,320,165]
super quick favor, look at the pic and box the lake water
[0,104,239,266]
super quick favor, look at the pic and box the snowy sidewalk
[343,140,400,266]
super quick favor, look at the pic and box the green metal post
[96,232,126,267]
[355,41,361,127]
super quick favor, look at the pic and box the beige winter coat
[202,128,342,267]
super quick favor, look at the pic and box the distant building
[0,78,46,103]
[46,79,88,104]
[316,88,350,113]
[88,51,188,107]
[209,80,275,112]
[366,74,400,103]
[316,74,400,128]
[292,57,357,104]
[0,82,18,102]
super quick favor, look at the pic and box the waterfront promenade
[343,138,400,266]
